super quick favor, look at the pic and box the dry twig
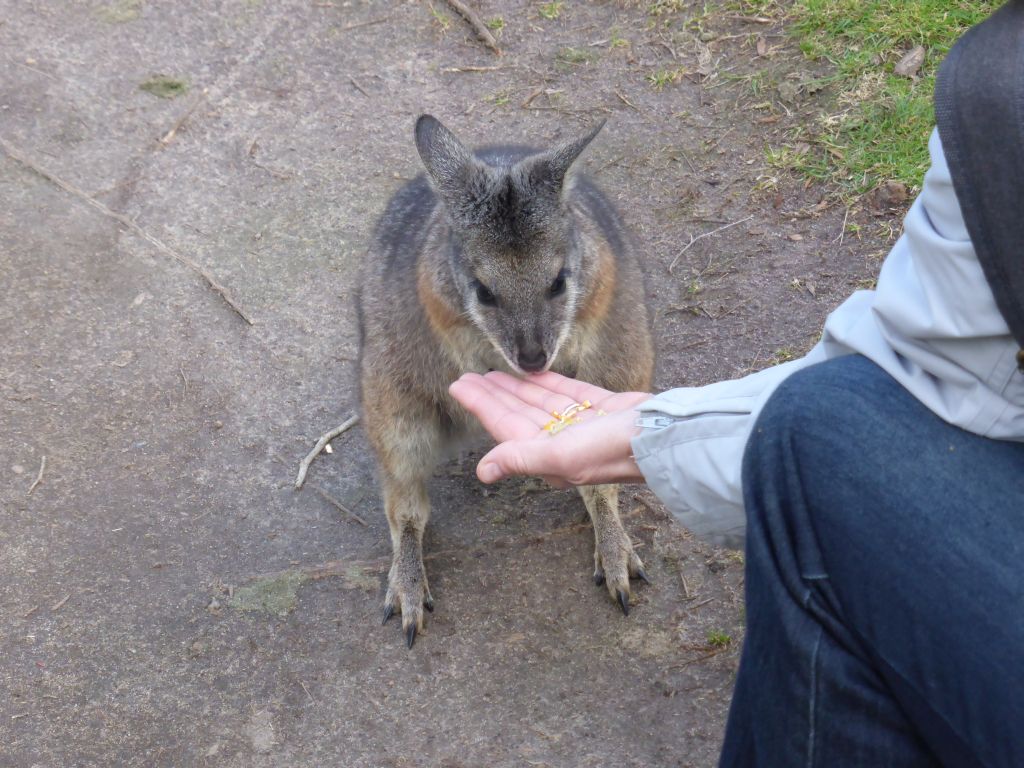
[342,16,390,31]
[28,455,46,495]
[160,90,207,146]
[0,138,254,324]
[615,90,641,112]
[312,484,368,527]
[294,415,360,489]
[349,76,369,97]
[442,0,501,55]
[51,594,71,611]
[443,65,504,73]
[521,86,545,109]
[668,215,754,273]
[300,680,316,705]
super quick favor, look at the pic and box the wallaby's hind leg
[381,473,434,648]
[579,484,650,615]
[363,382,443,648]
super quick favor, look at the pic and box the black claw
[594,573,606,586]
[423,597,435,613]
[617,589,630,616]
[636,567,652,585]
[382,605,395,625]
[405,624,417,649]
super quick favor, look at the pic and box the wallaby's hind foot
[581,484,651,615]
[382,525,434,648]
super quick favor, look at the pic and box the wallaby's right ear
[415,115,475,201]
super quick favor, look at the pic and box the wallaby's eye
[548,269,569,298]
[474,281,497,306]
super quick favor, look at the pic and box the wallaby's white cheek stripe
[467,303,524,374]
[548,288,578,371]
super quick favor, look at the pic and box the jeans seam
[806,625,823,768]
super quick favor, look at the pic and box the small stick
[721,14,773,23]
[159,90,207,146]
[16,60,58,81]
[50,594,71,611]
[0,138,254,325]
[313,485,368,527]
[442,0,501,55]
[28,455,46,495]
[342,16,390,31]
[349,76,369,97]
[520,86,545,109]
[615,90,640,112]
[669,215,753,273]
[443,65,504,73]
[22,605,39,619]
[294,415,360,489]
[300,680,316,705]
[834,205,850,246]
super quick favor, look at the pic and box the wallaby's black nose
[517,347,548,372]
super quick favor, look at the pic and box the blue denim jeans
[720,355,1024,767]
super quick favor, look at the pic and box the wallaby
[358,115,654,647]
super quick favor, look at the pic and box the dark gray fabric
[934,0,1024,355]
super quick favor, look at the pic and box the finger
[449,378,546,441]
[451,374,554,429]
[483,371,587,416]
[477,438,566,484]
[525,371,618,405]
[478,378,557,429]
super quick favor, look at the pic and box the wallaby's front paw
[593,531,650,616]
[382,562,434,649]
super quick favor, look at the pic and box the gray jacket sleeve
[631,129,1024,550]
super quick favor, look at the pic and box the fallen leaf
[868,180,909,213]
[696,41,714,78]
[894,45,925,79]
[777,79,800,102]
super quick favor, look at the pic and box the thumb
[477,440,553,484]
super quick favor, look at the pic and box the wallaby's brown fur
[358,115,654,647]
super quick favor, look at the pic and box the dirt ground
[1,1,890,766]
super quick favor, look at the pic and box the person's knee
[749,355,896,457]
[742,354,900,519]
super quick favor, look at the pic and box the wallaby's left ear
[520,120,606,194]
[414,114,476,200]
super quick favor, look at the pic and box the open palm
[449,370,651,487]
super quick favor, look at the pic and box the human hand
[448,370,651,488]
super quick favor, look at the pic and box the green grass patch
[769,1,997,195]
[538,1,563,20]
[139,75,189,99]
[229,570,307,617]
[556,46,596,66]
[707,629,733,647]
[97,0,142,23]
